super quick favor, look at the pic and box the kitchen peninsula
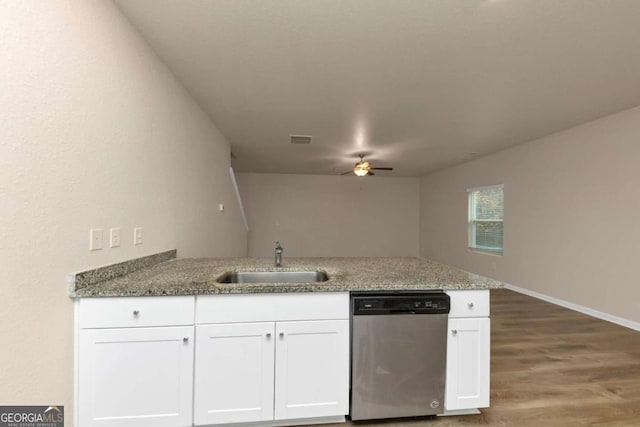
[70,251,501,427]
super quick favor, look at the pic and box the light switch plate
[134,227,143,245]
[90,229,103,251]
[110,228,121,248]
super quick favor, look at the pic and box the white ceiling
[114,0,640,177]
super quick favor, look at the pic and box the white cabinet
[193,293,350,426]
[193,322,275,425]
[76,293,348,427]
[274,320,349,420]
[447,290,490,318]
[445,291,491,411]
[445,318,490,410]
[78,326,194,427]
[78,296,195,329]
[76,296,195,427]
[74,288,491,425]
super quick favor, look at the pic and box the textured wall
[237,173,420,258]
[419,105,640,324]
[0,0,246,420]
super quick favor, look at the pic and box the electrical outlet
[90,229,103,251]
[219,203,224,212]
[110,228,121,248]
[134,227,143,245]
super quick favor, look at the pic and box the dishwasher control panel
[352,292,450,315]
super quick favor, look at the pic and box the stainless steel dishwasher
[350,291,450,420]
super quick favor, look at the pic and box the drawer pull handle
[266,333,272,338]
[133,310,140,316]
[452,329,458,335]
[467,302,474,308]
[182,337,189,343]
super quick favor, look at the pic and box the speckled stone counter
[69,253,503,298]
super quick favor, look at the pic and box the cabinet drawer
[79,296,195,329]
[446,290,490,318]
[196,292,349,324]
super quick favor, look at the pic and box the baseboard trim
[439,408,481,417]
[201,416,346,427]
[503,283,640,332]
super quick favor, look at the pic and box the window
[468,185,503,254]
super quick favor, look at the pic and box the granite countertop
[69,251,503,298]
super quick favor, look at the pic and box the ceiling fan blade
[370,167,393,170]
[340,170,354,175]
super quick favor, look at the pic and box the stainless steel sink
[217,271,329,284]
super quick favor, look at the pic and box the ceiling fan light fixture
[340,154,392,177]
[354,168,368,177]
[353,158,370,176]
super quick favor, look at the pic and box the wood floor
[330,289,640,427]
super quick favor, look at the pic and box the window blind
[468,185,503,253]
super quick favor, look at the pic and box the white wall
[419,105,640,324]
[237,173,420,257]
[0,0,246,420]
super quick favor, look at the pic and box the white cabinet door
[445,317,490,411]
[274,320,349,420]
[78,326,194,427]
[194,322,275,425]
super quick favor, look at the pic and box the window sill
[468,247,503,257]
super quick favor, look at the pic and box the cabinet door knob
[133,310,140,316]
[182,337,189,343]
[467,302,474,308]
[279,332,285,338]
[452,329,458,335]
[266,332,272,338]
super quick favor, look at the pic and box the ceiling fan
[341,154,394,177]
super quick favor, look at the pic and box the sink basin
[217,271,329,284]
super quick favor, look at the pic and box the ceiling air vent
[290,135,312,145]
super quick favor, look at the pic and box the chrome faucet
[275,241,283,267]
